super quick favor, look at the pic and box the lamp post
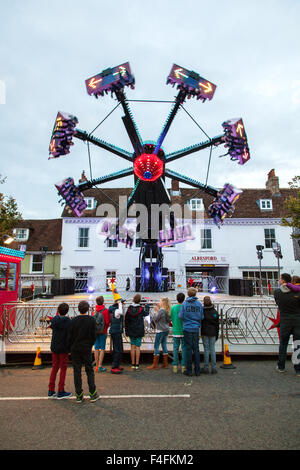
[256,245,264,296]
[272,242,283,287]
[2,234,14,245]
[40,246,48,293]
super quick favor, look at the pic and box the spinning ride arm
[74,129,133,162]
[78,167,134,191]
[164,168,218,197]
[165,134,224,162]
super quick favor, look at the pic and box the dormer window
[13,228,29,241]
[259,199,273,211]
[188,198,204,211]
[84,197,96,210]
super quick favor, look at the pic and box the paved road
[0,360,299,451]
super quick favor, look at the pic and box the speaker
[229,279,254,296]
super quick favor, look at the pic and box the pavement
[0,359,299,451]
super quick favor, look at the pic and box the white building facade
[59,171,299,295]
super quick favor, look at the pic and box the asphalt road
[0,359,299,451]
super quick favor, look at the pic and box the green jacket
[171,304,184,336]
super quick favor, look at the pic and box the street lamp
[272,242,283,286]
[40,246,48,293]
[256,245,264,296]
[2,234,14,245]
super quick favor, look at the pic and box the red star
[267,309,280,339]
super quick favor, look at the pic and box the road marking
[0,394,190,401]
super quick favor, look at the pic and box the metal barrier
[1,299,280,351]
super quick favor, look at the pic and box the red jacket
[93,304,110,334]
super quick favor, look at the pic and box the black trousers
[111,333,123,368]
[71,350,96,396]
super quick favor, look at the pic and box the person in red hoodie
[93,296,110,372]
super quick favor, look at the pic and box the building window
[243,270,278,295]
[31,254,43,273]
[78,228,89,248]
[14,228,29,241]
[259,199,273,211]
[84,198,95,210]
[188,198,204,211]
[264,228,276,249]
[201,229,212,249]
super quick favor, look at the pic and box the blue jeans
[202,336,217,370]
[183,331,200,374]
[154,331,169,356]
[172,337,187,366]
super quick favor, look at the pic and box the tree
[0,175,23,241]
[281,176,300,240]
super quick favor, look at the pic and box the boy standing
[179,287,204,377]
[201,296,219,374]
[48,302,72,399]
[68,301,100,403]
[93,296,111,372]
[171,293,187,374]
[109,301,125,374]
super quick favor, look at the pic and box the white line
[0,394,190,401]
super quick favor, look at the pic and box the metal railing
[1,299,280,351]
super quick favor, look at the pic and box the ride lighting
[134,153,164,182]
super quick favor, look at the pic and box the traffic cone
[220,344,236,369]
[32,347,44,370]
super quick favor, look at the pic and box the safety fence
[0,299,279,353]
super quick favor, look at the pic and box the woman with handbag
[147,297,171,370]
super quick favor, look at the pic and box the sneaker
[131,364,136,369]
[89,391,100,403]
[76,392,84,403]
[173,366,178,373]
[134,364,140,370]
[276,366,286,373]
[98,366,107,372]
[183,370,193,377]
[48,390,57,399]
[57,391,72,400]
[111,367,122,374]
[211,368,218,375]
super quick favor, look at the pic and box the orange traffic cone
[220,344,236,369]
[32,347,44,370]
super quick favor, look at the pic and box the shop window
[0,262,7,290]
[7,263,17,291]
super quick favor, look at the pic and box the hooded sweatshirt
[274,285,300,320]
[93,304,110,334]
[50,315,72,354]
[178,296,204,332]
[125,303,150,338]
[201,305,219,338]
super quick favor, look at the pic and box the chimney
[79,170,88,184]
[170,179,180,195]
[266,169,280,196]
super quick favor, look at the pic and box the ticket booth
[0,246,25,335]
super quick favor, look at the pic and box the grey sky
[1,0,299,219]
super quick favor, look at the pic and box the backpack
[94,310,105,335]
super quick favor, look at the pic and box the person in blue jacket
[179,287,204,376]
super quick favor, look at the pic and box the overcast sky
[1,0,299,220]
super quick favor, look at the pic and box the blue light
[87,286,95,293]
[210,286,217,294]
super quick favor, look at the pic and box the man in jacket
[179,288,204,376]
[125,294,150,369]
[274,273,300,375]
